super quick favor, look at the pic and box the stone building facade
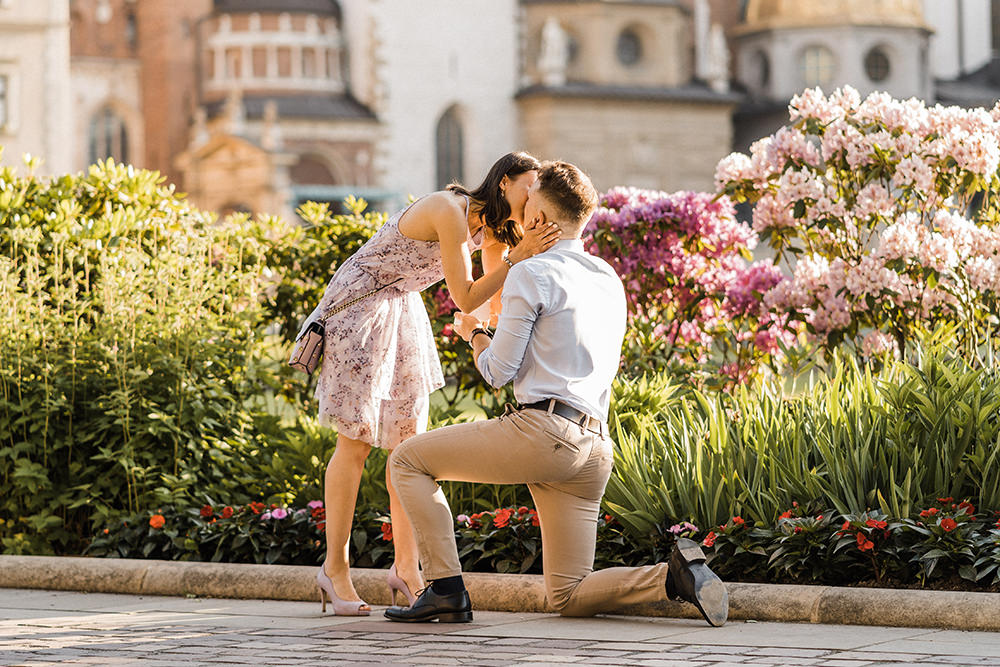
[0,0,72,175]
[63,0,737,219]
[6,0,998,217]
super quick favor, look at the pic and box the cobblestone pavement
[1,589,1000,666]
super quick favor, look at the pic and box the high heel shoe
[316,564,370,616]
[387,563,418,607]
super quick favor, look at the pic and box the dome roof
[739,0,928,32]
[213,0,341,20]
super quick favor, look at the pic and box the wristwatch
[502,255,515,269]
[469,327,493,347]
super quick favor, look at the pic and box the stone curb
[2,555,999,631]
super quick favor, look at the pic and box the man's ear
[534,210,546,226]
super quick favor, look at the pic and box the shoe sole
[688,563,729,627]
[384,610,473,623]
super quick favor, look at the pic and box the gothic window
[864,46,891,82]
[753,50,770,89]
[0,75,8,129]
[88,107,129,164]
[616,28,642,66]
[435,107,463,190]
[800,45,835,88]
[126,10,137,50]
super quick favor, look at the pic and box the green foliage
[262,197,382,345]
[603,343,1000,548]
[0,157,278,554]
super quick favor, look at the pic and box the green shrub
[0,157,279,554]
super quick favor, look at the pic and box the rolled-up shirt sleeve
[476,265,545,387]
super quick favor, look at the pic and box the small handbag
[288,278,401,374]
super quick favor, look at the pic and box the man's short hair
[535,161,599,232]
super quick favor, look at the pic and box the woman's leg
[382,397,430,596]
[323,433,372,602]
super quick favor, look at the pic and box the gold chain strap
[318,277,402,324]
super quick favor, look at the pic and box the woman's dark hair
[447,151,541,247]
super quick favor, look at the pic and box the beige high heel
[316,564,370,615]
[386,563,418,606]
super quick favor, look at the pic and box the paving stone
[751,647,832,658]
[813,661,873,667]
[518,655,585,663]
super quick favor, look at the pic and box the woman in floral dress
[302,152,559,614]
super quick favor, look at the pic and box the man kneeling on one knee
[385,160,728,626]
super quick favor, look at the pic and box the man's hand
[454,312,484,342]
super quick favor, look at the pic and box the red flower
[221,506,234,519]
[792,501,799,507]
[102,528,110,535]
[311,507,326,521]
[865,519,887,530]
[531,514,540,527]
[518,506,530,515]
[937,497,953,504]
[441,323,454,337]
[856,532,874,551]
[732,516,745,525]
[779,510,793,519]
[248,502,265,515]
[381,523,393,542]
[494,508,515,528]
[958,501,975,515]
[603,513,614,523]
[919,507,939,518]
[793,526,803,534]
[200,505,214,518]
[316,521,326,532]
[817,515,824,521]
[702,531,717,547]
[149,514,166,530]
[841,520,851,530]
[995,518,1000,529]
[940,517,958,532]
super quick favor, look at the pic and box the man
[385,161,728,626]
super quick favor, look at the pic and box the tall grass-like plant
[603,342,1000,545]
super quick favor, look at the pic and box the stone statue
[706,23,730,93]
[538,17,569,87]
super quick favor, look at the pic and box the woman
[303,152,557,614]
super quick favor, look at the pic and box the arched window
[616,28,642,66]
[88,107,129,164]
[435,107,463,190]
[290,154,337,185]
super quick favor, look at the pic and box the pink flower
[271,508,288,520]
[307,500,324,510]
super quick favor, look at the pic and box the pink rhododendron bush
[585,187,792,384]
[716,86,1000,360]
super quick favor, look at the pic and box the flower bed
[87,499,1000,591]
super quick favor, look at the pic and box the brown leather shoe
[666,538,728,627]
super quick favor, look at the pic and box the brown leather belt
[521,398,606,436]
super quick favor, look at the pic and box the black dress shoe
[383,586,473,623]
[666,538,729,627]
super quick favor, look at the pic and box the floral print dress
[305,196,481,448]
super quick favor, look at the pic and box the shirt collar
[553,238,585,253]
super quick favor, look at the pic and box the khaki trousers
[389,407,668,617]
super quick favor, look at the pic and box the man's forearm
[470,331,492,379]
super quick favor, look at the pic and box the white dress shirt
[476,239,627,422]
